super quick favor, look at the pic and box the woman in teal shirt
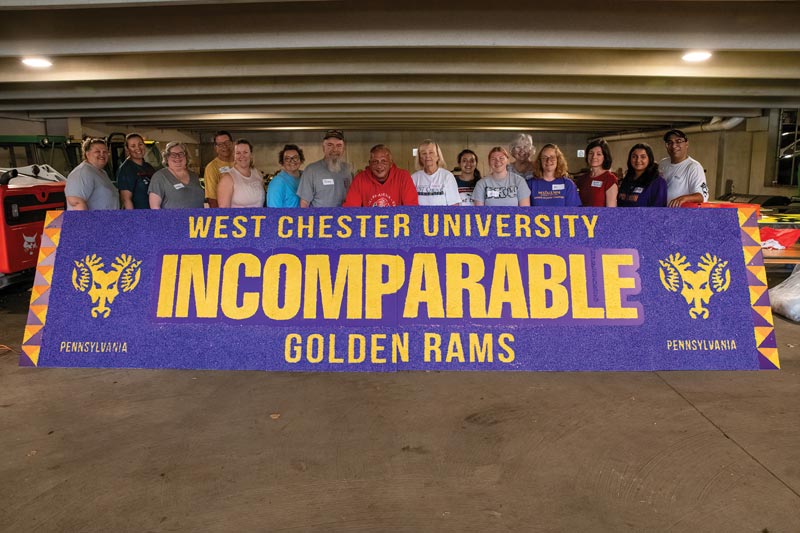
[267,144,304,208]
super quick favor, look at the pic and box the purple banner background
[30,207,764,371]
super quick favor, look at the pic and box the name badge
[173,183,185,190]
[591,180,603,188]
[322,178,334,186]
[219,166,231,173]
[633,187,644,194]
[552,184,565,191]
[487,188,500,198]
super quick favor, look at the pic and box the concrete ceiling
[0,0,799,135]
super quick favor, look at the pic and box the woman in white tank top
[217,139,265,208]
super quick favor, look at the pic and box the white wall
[0,116,47,136]
[604,122,797,200]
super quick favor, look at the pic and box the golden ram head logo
[659,253,731,320]
[71,254,142,318]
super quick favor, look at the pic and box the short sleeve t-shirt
[472,174,531,206]
[296,159,353,207]
[506,163,533,180]
[65,161,120,211]
[527,177,582,207]
[411,168,460,206]
[455,175,478,206]
[617,176,668,207]
[203,157,233,201]
[658,156,709,203]
[117,158,155,209]
[574,170,617,207]
[267,170,301,208]
[148,168,205,209]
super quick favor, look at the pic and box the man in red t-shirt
[343,144,419,207]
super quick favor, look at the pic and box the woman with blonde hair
[148,141,205,209]
[217,139,265,208]
[508,133,535,179]
[527,143,581,206]
[65,138,119,211]
[411,139,460,206]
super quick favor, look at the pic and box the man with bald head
[342,144,418,207]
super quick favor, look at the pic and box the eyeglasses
[214,140,232,147]
[665,139,687,146]
[167,152,187,159]
[284,156,301,163]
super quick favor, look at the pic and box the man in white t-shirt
[658,129,709,207]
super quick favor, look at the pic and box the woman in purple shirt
[527,143,581,207]
[617,143,667,207]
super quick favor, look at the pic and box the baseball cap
[323,129,345,141]
[663,129,688,142]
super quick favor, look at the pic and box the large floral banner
[21,207,778,371]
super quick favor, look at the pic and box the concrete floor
[1,280,799,533]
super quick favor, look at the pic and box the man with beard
[203,130,235,208]
[298,130,353,207]
[117,133,155,209]
[343,144,418,207]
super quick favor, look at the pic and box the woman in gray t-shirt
[65,138,120,211]
[472,147,531,207]
[148,141,205,209]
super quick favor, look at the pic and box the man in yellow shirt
[203,130,234,207]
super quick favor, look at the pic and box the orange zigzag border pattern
[20,210,64,367]
[738,207,779,369]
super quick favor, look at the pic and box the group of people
[64,128,709,212]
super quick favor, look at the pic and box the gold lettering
[262,254,302,320]
[156,254,179,317]
[487,254,528,318]
[403,254,445,318]
[285,334,302,363]
[213,216,229,238]
[175,254,221,318]
[498,333,515,362]
[365,255,405,319]
[528,254,568,319]
[220,253,260,319]
[446,254,487,319]
[602,254,639,319]
[424,333,442,362]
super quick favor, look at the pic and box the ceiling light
[22,57,53,68]
[682,51,712,63]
